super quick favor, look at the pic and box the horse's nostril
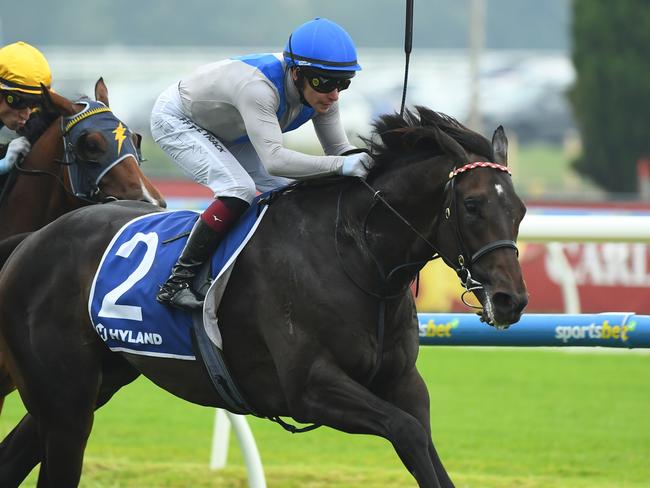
[492,292,510,309]
[493,291,528,316]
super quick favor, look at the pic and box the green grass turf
[1,347,649,487]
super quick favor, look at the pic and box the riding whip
[400,0,414,118]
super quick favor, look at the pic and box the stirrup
[157,281,204,311]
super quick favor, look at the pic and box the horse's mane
[19,106,60,144]
[364,106,495,175]
[277,106,495,195]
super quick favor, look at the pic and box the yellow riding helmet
[0,42,52,95]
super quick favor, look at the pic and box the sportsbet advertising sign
[418,313,650,348]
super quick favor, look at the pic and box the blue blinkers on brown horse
[0,78,165,241]
[0,107,527,487]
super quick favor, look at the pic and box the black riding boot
[156,218,223,311]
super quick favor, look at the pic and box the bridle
[437,161,519,307]
[343,161,519,302]
[14,99,142,205]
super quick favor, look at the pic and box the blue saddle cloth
[88,202,267,360]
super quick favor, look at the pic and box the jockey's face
[0,94,32,131]
[292,69,341,115]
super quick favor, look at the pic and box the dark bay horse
[0,108,527,487]
[0,79,166,412]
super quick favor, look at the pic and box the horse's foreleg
[287,356,443,488]
[380,368,454,488]
[0,413,42,487]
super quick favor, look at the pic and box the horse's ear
[132,131,143,149]
[40,83,57,114]
[40,84,77,116]
[432,125,469,165]
[95,77,109,107]
[492,125,508,166]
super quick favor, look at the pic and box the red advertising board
[413,241,650,314]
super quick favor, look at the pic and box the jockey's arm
[237,81,346,179]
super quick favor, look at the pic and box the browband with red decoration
[449,161,511,179]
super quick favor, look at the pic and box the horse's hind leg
[0,413,42,487]
[288,357,444,488]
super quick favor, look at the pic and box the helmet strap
[286,35,312,108]
[288,67,312,108]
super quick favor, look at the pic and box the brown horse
[0,78,165,240]
[0,108,527,487]
[0,79,166,413]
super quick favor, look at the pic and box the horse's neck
[342,159,452,288]
[0,122,78,239]
[0,183,71,239]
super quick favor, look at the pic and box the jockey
[0,42,51,174]
[152,17,373,311]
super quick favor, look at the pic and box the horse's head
[365,107,527,328]
[36,79,165,207]
[432,124,528,327]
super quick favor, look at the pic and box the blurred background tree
[570,0,650,194]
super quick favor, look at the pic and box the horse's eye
[463,198,481,215]
[84,136,105,155]
[75,132,106,164]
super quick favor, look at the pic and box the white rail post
[210,409,266,488]
[210,408,231,469]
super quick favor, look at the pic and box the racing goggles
[3,91,41,110]
[303,70,353,93]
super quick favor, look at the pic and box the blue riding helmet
[283,18,362,73]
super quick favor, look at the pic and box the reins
[334,179,434,301]
[13,151,113,205]
[334,178,434,386]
